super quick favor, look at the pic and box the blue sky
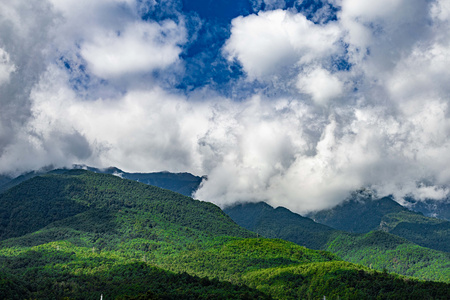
[1,0,450,213]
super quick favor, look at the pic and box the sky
[1,0,450,213]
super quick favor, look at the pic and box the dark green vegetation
[77,165,204,197]
[0,170,44,194]
[0,165,204,197]
[309,191,450,252]
[326,231,450,283]
[224,202,337,250]
[1,171,449,299]
[225,202,450,282]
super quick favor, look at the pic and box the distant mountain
[75,165,205,197]
[0,169,249,243]
[308,191,450,252]
[308,192,406,233]
[224,202,338,250]
[404,197,450,221]
[1,170,448,299]
[0,175,11,187]
[3,166,450,221]
[0,165,204,197]
[225,201,450,282]
[0,171,41,193]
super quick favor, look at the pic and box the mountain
[4,165,450,220]
[309,191,450,252]
[224,202,338,250]
[0,165,204,197]
[404,197,450,221]
[0,169,250,243]
[326,230,450,283]
[0,175,11,187]
[1,170,448,299]
[225,201,450,282]
[0,171,40,193]
[75,165,204,197]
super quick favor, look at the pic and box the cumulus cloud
[1,0,450,215]
[296,67,344,105]
[80,20,185,78]
[223,9,342,79]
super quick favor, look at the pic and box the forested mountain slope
[0,171,449,299]
[308,192,450,252]
[224,202,338,250]
[225,202,450,282]
[76,165,204,197]
[0,166,204,197]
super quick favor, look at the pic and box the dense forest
[0,170,449,299]
[225,202,450,282]
[308,193,450,252]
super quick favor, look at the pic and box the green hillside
[78,166,204,197]
[309,193,450,252]
[0,166,204,197]
[224,202,338,250]
[0,241,269,300]
[309,194,406,233]
[0,170,252,243]
[326,231,450,282]
[0,171,449,299]
[225,202,450,282]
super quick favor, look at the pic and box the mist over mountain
[3,165,450,224]
[73,165,205,197]
[403,197,450,221]
[308,191,450,252]
[1,0,449,297]
[1,170,449,298]
[224,201,450,282]
[1,1,450,213]
[0,165,204,198]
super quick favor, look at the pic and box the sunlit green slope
[309,192,450,252]
[0,171,449,299]
[225,202,450,282]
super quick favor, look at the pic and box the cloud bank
[0,0,450,214]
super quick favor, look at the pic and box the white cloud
[0,48,15,85]
[48,0,186,79]
[339,0,431,75]
[296,67,344,106]
[80,20,185,78]
[1,0,450,214]
[223,9,342,79]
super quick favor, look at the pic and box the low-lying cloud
[0,0,449,214]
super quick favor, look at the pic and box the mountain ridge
[1,170,448,298]
[224,201,450,282]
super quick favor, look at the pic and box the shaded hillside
[0,241,269,300]
[225,201,450,282]
[326,231,450,283]
[0,170,251,243]
[0,171,42,193]
[404,197,450,221]
[0,171,449,299]
[77,165,204,197]
[0,175,11,187]
[309,192,450,252]
[309,194,406,233]
[0,166,204,198]
[224,202,338,250]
